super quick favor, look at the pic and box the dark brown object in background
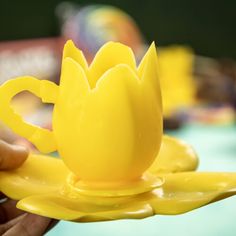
[194,56,236,111]
[163,117,182,130]
[218,59,236,111]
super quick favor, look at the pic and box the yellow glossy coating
[0,40,162,183]
[0,136,236,221]
[148,135,199,174]
[1,41,236,222]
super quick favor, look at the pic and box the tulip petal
[0,154,69,199]
[147,135,198,174]
[58,57,90,99]
[137,42,162,138]
[138,42,161,98]
[17,193,153,221]
[69,64,161,181]
[89,42,137,88]
[63,40,88,71]
[55,57,90,140]
[149,172,236,214]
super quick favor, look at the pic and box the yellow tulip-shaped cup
[0,40,163,195]
[1,41,236,222]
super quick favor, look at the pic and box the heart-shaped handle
[0,76,59,153]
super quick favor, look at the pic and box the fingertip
[11,144,29,158]
[0,141,29,170]
[9,144,29,169]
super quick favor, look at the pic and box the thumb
[0,140,29,170]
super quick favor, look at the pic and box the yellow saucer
[1,135,236,222]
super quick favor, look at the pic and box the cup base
[62,172,164,198]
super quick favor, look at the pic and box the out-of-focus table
[47,123,236,236]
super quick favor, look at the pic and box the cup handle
[0,76,59,153]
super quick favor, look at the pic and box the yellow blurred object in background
[159,46,196,116]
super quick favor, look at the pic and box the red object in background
[0,37,65,84]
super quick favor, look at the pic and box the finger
[0,200,24,223]
[0,214,26,235]
[2,213,52,236]
[0,140,28,170]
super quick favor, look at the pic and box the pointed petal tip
[148,41,157,53]
[65,39,76,47]
[62,40,89,71]
[151,41,156,47]
[63,40,84,57]
[63,40,80,53]
[138,41,158,74]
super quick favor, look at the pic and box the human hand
[0,140,55,236]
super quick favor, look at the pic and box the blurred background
[1,0,236,58]
[0,1,236,236]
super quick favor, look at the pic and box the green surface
[47,123,236,236]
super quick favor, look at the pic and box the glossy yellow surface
[0,136,236,221]
[0,41,236,222]
[0,40,162,183]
